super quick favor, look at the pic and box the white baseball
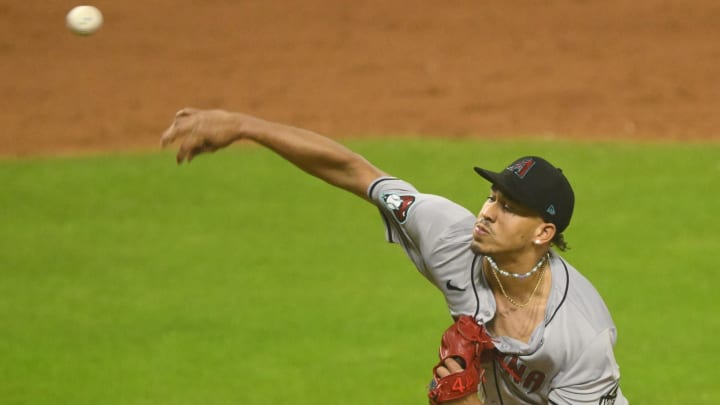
[66,5,103,36]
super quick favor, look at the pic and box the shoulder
[368,177,475,227]
[561,259,617,338]
[543,256,619,361]
[367,177,415,199]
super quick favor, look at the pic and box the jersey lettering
[505,355,526,383]
[523,371,545,393]
[499,355,546,393]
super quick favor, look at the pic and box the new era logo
[546,204,556,216]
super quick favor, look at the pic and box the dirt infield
[1,1,718,157]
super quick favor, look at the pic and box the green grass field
[1,138,718,404]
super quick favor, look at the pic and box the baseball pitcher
[160,108,629,404]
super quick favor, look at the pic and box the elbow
[331,155,386,199]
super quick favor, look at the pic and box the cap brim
[473,167,500,184]
[473,167,525,205]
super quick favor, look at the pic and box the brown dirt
[1,0,718,158]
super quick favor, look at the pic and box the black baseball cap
[474,156,575,233]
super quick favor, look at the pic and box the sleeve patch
[382,193,416,224]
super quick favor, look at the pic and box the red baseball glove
[428,316,496,404]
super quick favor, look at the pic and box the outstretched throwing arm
[160,108,387,200]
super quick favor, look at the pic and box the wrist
[232,112,273,142]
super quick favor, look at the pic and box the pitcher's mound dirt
[1,1,718,157]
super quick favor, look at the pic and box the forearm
[242,117,386,199]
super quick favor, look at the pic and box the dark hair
[552,233,569,252]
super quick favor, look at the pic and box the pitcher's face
[470,187,546,257]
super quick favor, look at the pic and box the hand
[435,357,465,377]
[433,358,484,405]
[429,316,492,405]
[160,108,253,164]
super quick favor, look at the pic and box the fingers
[436,357,465,378]
[176,135,202,164]
[160,124,178,148]
[160,108,198,148]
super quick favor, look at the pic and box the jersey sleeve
[366,177,476,286]
[548,328,628,405]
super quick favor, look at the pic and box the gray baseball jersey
[368,177,628,405]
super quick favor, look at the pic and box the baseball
[66,5,103,36]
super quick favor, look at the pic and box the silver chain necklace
[486,252,550,279]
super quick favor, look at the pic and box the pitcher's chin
[469,240,487,255]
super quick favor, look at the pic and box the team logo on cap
[383,193,416,223]
[506,158,536,179]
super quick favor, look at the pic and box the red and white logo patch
[382,193,416,223]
